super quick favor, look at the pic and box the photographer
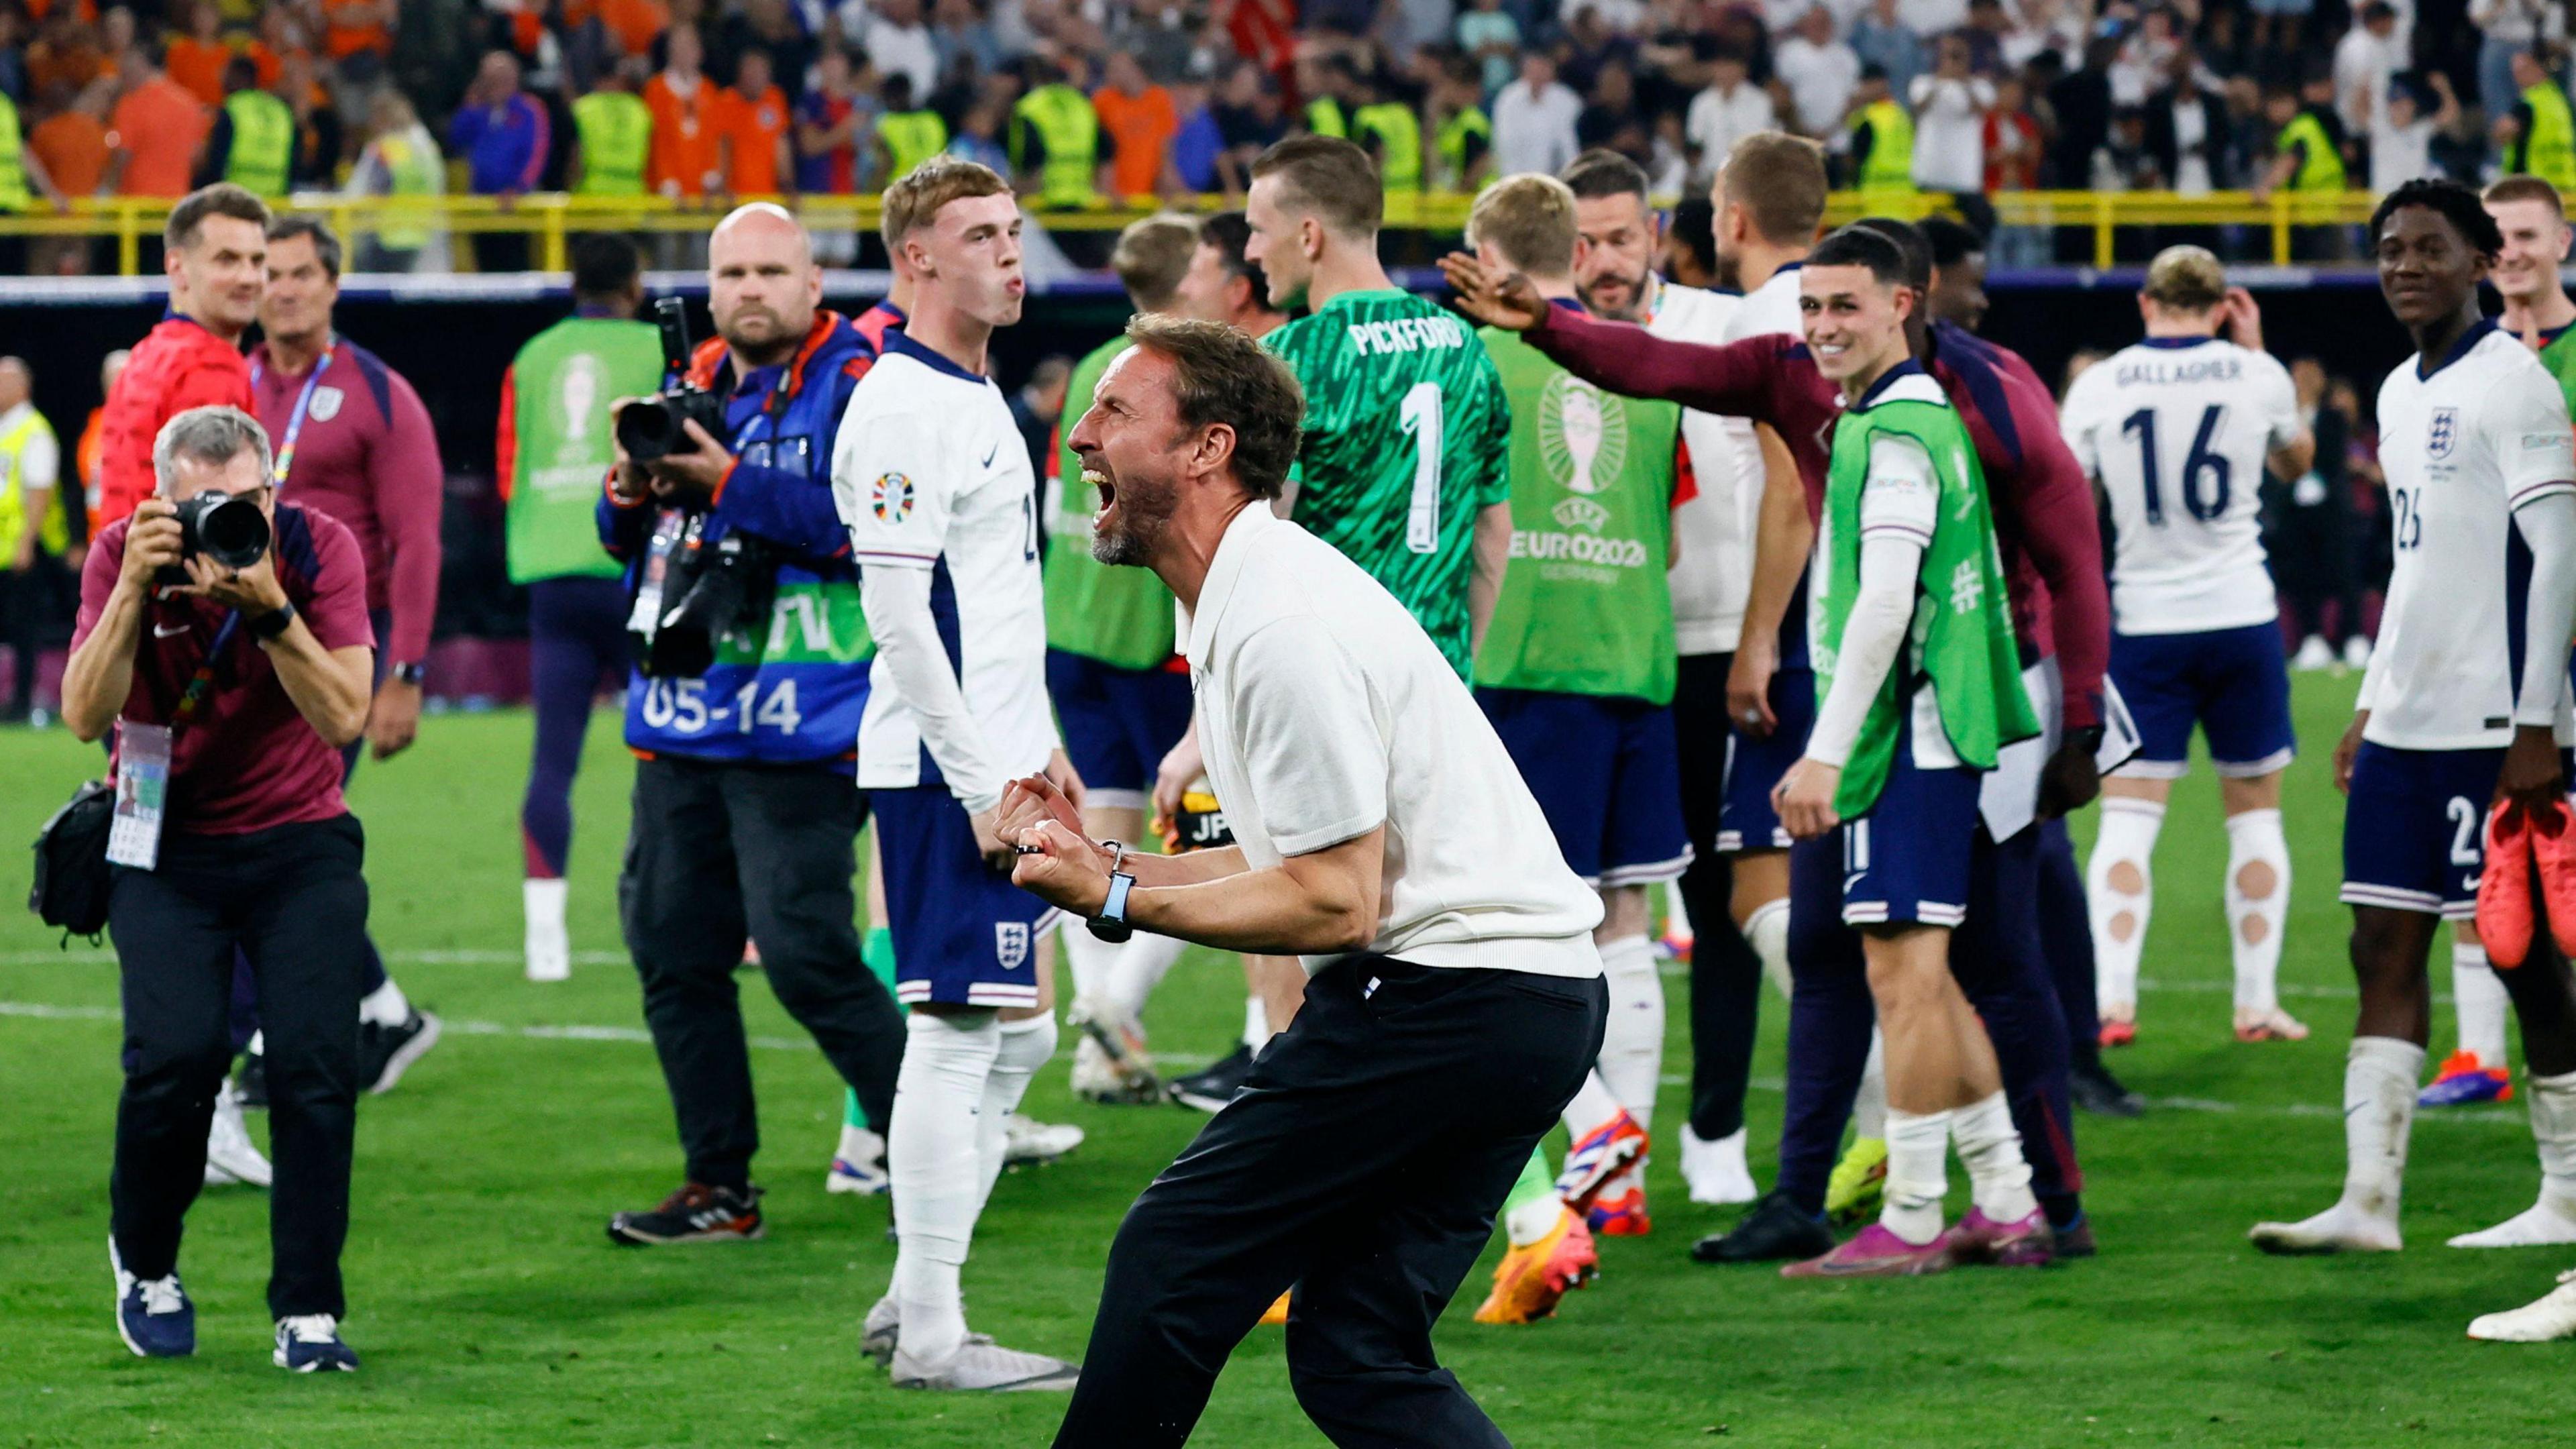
[595,203,908,1246]
[62,406,374,1372]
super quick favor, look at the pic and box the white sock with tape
[890,1010,999,1365]
[2225,808,2291,1014]
[2087,797,2165,1016]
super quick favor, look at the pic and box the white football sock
[523,877,571,981]
[1055,921,1117,1011]
[2451,1069,2576,1247]
[358,977,411,1028]
[1104,932,1187,1024]
[2087,796,2164,1014]
[2341,1035,2424,1224]
[977,1013,1057,1208]
[1744,897,1792,1000]
[1951,1089,2038,1223]
[1562,1069,1625,1138]
[1854,1030,1888,1140]
[1881,1108,1951,1246]
[2534,1069,2576,1205]
[1595,936,1664,1130]
[2453,941,2510,1069]
[2224,808,2291,1013]
[1241,994,1272,1053]
[890,1010,1000,1364]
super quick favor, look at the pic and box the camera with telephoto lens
[154,490,270,586]
[634,518,781,679]
[614,298,729,462]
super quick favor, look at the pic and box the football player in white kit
[833,159,1083,1389]
[2059,246,2316,1046]
[2250,180,2576,1260]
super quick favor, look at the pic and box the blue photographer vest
[622,311,888,765]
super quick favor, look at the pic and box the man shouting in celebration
[1013,315,1608,1447]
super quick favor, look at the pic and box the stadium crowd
[1,0,2571,273]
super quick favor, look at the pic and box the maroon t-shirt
[74,504,377,836]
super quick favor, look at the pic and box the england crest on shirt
[2427,407,2458,460]
[994,920,1030,971]
[309,386,344,422]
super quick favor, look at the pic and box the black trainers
[234,1049,269,1110]
[358,1009,443,1095]
[2070,1058,2145,1118]
[608,1183,766,1245]
[1690,1190,1836,1264]
[1167,1044,1256,1114]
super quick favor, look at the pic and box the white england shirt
[1725,262,1803,344]
[1648,280,1756,655]
[2364,321,2576,750]
[833,334,1057,790]
[2059,335,2304,635]
[1183,504,1605,979]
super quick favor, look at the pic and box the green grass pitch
[3,672,2571,1447]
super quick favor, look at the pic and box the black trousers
[108,816,369,1319]
[0,561,46,716]
[1674,651,1767,1140]
[618,755,906,1188]
[1054,956,1606,1449]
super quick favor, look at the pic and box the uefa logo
[872,471,916,523]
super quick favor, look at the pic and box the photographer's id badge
[106,722,173,870]
[626,509,690,643]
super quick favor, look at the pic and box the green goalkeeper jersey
[1264,287,1512,678]
[2538,323,2576,411]
[1813,365,2038,820]
[1472,321,1684,704]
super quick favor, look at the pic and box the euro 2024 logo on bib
[1538,374,1627,497]
[994,921,1030,971]
[2427,407,2458,461]
[872,472,916,523]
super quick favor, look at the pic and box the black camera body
[615,298,784,678]
[155,491,270,586]
[614,298,729,462]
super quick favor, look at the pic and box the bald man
[597,203,913,1246]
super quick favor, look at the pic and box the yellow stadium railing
[0,189,2390,276]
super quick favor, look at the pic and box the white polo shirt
[1649,280,1755,655]
[1182,503,1605,979]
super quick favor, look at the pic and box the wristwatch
[390,661,426,687]
[245,600,297,641]
[1089,839,1138,943]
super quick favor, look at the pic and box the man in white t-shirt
[1492,52,1584,177]
[2251,180,2576,1264]
[2058,247,2314,1047]
[1773,5,1864,137]
[1018,315,1606,1446]
[1686,50,1779,187]
[832,159,1083,1392]
[1908,36,1995,196]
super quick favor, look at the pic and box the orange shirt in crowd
[1093,85,1177,199]
[599,0,669,58]
[109,75,211,199]
[31,109,111,197]
[722,85,790,195]
[644,72,722,198]
[250,42,290,91]
[25,0,101,23]
[320,0,394,59]
[165,36,234,105]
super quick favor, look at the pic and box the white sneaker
[2468,1269,2576,1341]
[524,878,571,983]
[205,1079,272,1189]
[891,1338,1079,1391]
[2249,1199,2401,1254]
[1065,1000,1158,1103]
[2291,635,2335,672]
[861,1296,991,1365]
[826,1126,888,1195]
[1003,1113,1084,1166]
[2449,1193,2576,1248]
[1678,1124,1758,1205]
[1069,1036,1125,1101]
[2341,635,2372,671]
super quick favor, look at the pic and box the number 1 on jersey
[1400,380,1443,555]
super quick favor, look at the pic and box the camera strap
[107,609,242,873]
[250,340,337,488]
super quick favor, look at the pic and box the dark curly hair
[2370,177,2504,258]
